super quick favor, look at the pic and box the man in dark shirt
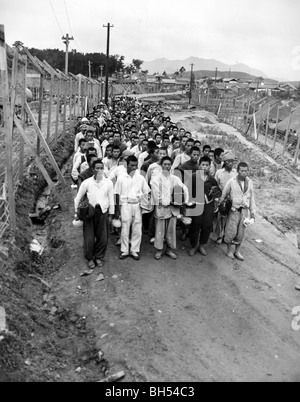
[187,156,222,257]
[141,145,159,175]
[78,155,98,189]
[178,146,200,174]
[113,131,127,155]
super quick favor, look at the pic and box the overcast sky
[1,0,300,80]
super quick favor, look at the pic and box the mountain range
[143,57,268,78]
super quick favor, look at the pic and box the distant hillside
[143,57,268,78]
[287,81,300,88]
[180,70,278,84]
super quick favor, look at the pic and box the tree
[162,71,168,77]
[124,64,136,75]
[13,41,24,49]
[179,66,186,74]
[141,70,149,75]
[24,48,126,78]
[132,59,144,71]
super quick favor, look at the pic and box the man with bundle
[151,157,189,261]
[74,159,115,270]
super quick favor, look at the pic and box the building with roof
[277,107,300,133]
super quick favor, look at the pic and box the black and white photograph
[0,0,300,385]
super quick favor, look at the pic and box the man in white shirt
[171,136,188,161]
[146,147,168,186]
[138,140,155,170]
[73,138,87,167]
[151,156,189,261]
[104,145,120,173]
[71,145,97,184]
[74,124,88,153]
[85,130,102,159]
[131,133,146,159]
[115,155,150,261]
[171,138,195,173]
[102,145,114,172]
[74,159,115,269]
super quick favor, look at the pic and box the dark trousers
[83,205,108,261]
[148,210,156,238]
[142,211,156,237]
[189,203,214,247]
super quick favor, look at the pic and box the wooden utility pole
[189,63,194,105]
[103,23,114,105]
[88,61,92,79]
[0,25,16,231]
[100,65,104,102]
[62,34,74,75]
[215,67,218,84]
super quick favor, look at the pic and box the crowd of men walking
[72,96,256,271]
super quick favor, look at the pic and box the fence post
[246,101,251,124]
[63,79,67,135]
[47,72,54,143]
[37,73,44,155]
[240,101,245,131]
[294,128,300,164]
[282,113,292,155]
[257,104,263,140]
[273,105,282,149]
[19,55,27,182]
[69,77,73,125]
[0,25,16,232]
[55,77,61,144]
[253,113,258,140]
[265,105,271,145]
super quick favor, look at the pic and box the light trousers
[224,209,248,245]
[155,216,177,251]
[120,204,143,254]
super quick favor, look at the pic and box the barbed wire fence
[0,25,102,240]
[191,88,300,163]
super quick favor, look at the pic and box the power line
[63,0,83,53]
[64,0,74,37]
[49,0,64,36]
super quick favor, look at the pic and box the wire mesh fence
[191,88,300,162]
[0,27,102,239]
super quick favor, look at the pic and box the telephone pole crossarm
[62,33,74,75]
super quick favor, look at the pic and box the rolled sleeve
[220,180,231,204]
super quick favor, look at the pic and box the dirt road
[47,110,300,383]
